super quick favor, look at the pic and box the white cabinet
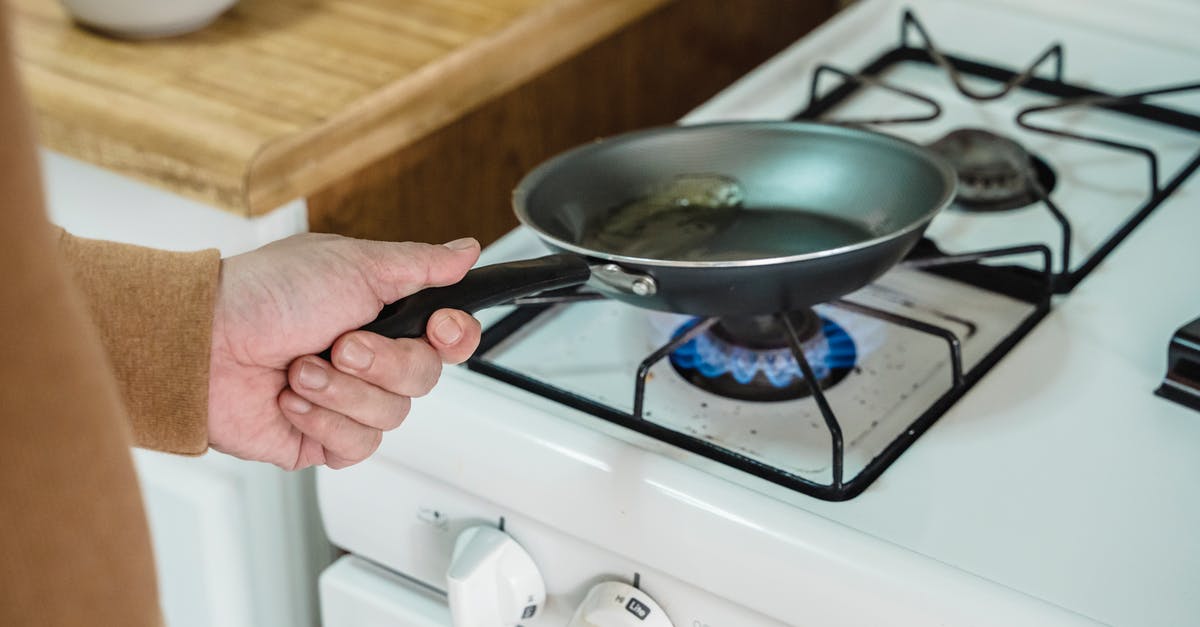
[41,150,330,627]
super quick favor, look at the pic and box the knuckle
[326,411,352,445]
[307,373,376,420]
[329,376,368,410]
[366,430,383,457]
[414,358,442,397]
[380,396,412,430]
[376,242,433,289]
[293,439,325,471]
[388,340,442,396]
[325,455,353,470]
[347,429,382,464]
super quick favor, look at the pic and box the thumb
[356,237,481,304]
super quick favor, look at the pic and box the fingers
[279,306,480,470]
[279,389,382,469]
[424,309,483,365]
[329,332,445,397]
[357,238,481,304]
[287,356,415,429]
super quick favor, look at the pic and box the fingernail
[298,361,329,390]
[443,237,478,251]
[282,394,312,414]
[433,315,464,344]
[339,339,374,370]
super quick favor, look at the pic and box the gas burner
[928,128,1057,212]
[669,310,857,402]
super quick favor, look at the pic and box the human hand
[207,233,483,470]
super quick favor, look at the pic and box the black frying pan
[326,122,956,347]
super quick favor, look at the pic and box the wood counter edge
[243,0,670,216]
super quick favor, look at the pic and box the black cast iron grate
[466,10,1200,501]
[798,9,1200,291]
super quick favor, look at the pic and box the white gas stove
[318,1,1200,625]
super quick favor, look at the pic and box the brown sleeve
[0,221,166,627]
[1,7,163,624]
[56,230,221,455]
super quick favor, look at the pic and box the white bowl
[60,0,238,39]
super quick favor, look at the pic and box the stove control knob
[446,525,546,627]
[567,581,673,627]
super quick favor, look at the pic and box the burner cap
[669,310,856,402]
[710,310,821,350]
[928,128,1056,211]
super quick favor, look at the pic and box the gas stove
[466,5,1199,500]
[319,2,1200,626]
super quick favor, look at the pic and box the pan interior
[576,171,878,259]
[517,123,954,264]
[577,173,875,262]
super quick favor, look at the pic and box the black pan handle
[317,254,591,360]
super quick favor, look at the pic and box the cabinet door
[136,450,331,627]
[136,450,255,627]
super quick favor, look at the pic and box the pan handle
[318,254,591,360]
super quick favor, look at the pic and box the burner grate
[796,10,1200,290]
[467,9,1199,500]
[470,245,1050,500]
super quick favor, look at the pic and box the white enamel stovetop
[319,1,1200,625]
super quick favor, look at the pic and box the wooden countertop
[8,0,669,215]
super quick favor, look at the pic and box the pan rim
[511,120,958,269]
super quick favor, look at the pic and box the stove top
[464,7,1200,500]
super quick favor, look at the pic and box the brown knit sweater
[1,229,219,627]
[1,9,218,624]
[57,233,218,455]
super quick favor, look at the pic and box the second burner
[928,128,1058,211]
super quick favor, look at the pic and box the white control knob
[567,581,674,627]
[446,525,546,627]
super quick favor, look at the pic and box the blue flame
[669,316,857,388]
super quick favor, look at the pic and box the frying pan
[330,122,956,345]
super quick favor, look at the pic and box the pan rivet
[590,263,657,297]
[632,278,656,296]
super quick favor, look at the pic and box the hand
[207,233,483,470]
